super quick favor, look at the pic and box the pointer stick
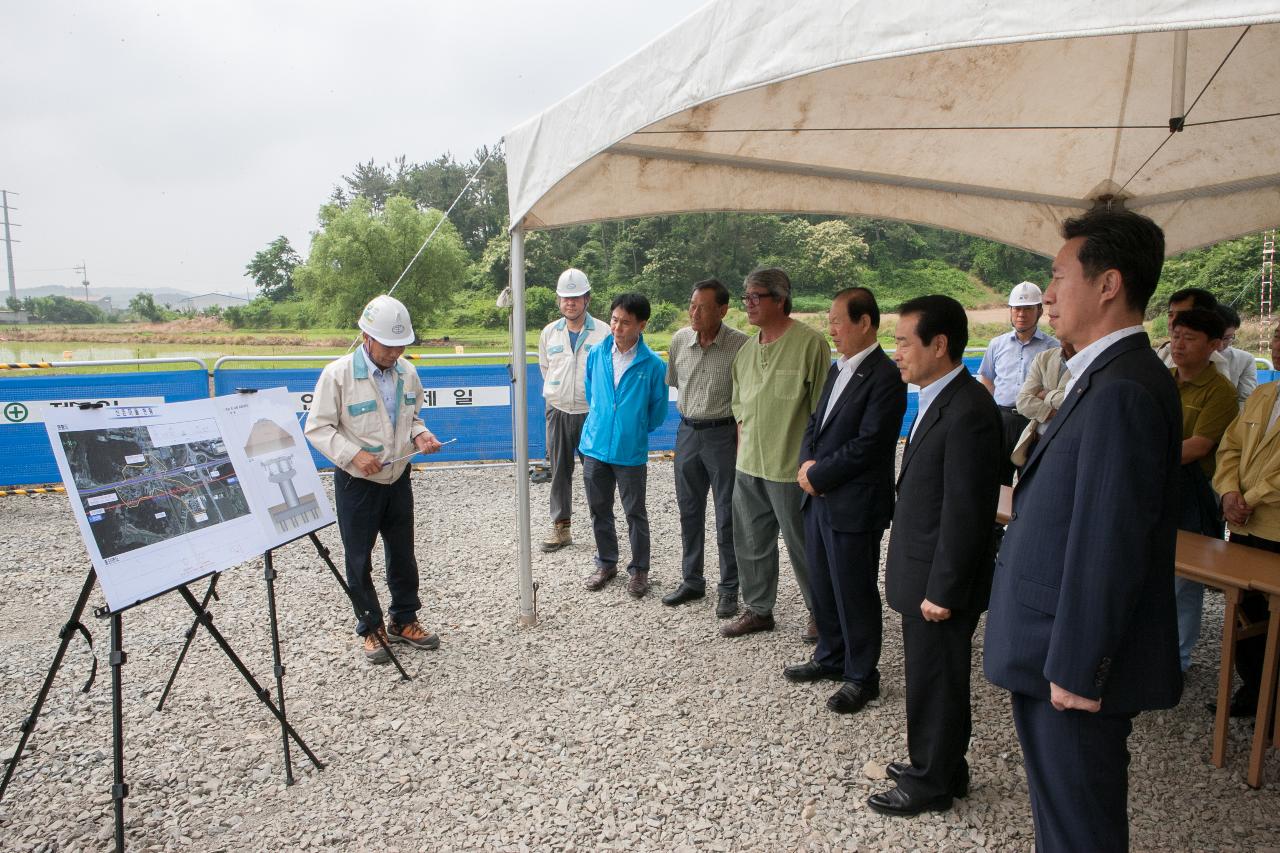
[383,438,456,466]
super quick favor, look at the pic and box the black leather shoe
[716,591,738,618]
[826,680,880,714]
[867,785,952,817]
[783,660,843,683]
[1204,693,1258,718]
[662,584,705,607]
[886,762,969,798]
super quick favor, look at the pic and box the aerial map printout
[46,389,333,612]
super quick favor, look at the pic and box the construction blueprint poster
[45,389,334,613]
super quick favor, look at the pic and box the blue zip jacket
[578,334,668,466]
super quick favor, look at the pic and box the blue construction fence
[3,356,1274,487]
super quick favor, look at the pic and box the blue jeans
[1174,576,1204,672]
[334,467,421,635]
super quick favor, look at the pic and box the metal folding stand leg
[109,613,127,853]
[0,569,98,802]
[156,574,220,711]
[176,585,325,774]
[262,550,293,784]
[307,531,411,681]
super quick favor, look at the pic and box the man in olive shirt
[664,278,749,617]
[1169,307,1239,672]
[721,268,832,640]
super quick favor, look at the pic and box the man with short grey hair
[721,267,831,641]
[663,278,749,617]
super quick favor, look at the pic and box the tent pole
[510,226,537,626]
[1169,30,1188,131]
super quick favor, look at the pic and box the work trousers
[333,467,420,636]
[582,455,649,575]
[805,499,883,685]
[1229,533,1277,707]
[1012,693,1136,853]
[546,406,588,524]
[898,609,980,801]
[998,406,1029,486]
[673,421,738,594]
[732,471,812,617]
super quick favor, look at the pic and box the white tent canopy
[506,0,1280,256]
[501,0,1280,622]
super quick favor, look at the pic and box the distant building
[176,292,251,311]
[0,309,29,324]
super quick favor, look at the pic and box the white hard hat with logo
[1008,281,1043,307]
[556,268,591,298]
[359,294,416,347]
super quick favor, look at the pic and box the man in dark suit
[868,294,1002,817]
[787,288,906,713]
[984,209,1182,852]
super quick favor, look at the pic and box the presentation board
[45,388,335,613]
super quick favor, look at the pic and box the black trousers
[898,608,981,800]
[582,455,649,574]
[1012,693,1136,853]
[673,421,738,593]
[998,407,1029,486]
[334,467,420,636]
[1228,533,1276,706]
[804,499,882,685]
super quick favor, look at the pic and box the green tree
[245,235,302,302]
[29,295,105,323]
[128,292,165,322]
[294,195,469,328]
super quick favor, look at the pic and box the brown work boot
[362,627,391,664]
[584,566,618,591]
[627,570,650,599]
[720,610,776,638]
[540,521,572,552]
[387,619,440,650]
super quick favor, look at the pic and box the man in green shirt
[721,268,832,640]
[1169,306,1238,673]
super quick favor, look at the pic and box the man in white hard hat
[305,294,444,664]
[977,282,1059,484]
[537,268,609,551]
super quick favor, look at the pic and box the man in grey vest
[537,268,609,551]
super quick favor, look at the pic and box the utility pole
[1,190,18,305]
[75,262,89,302]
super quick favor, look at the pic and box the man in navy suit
[984,209,1182,852]
[787,288,906,714]
[868,295,1003,817]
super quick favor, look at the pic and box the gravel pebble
[0,458,1277,850]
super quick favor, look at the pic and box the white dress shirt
[821,343,880,428]
[910,363,966,441]
[1063,325,1146,396]
[612,339,638,387]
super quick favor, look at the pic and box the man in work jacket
[579,292,669,599]
[305,294,444,664]
[537,268,609,552]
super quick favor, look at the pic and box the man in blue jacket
[580,293,669,598]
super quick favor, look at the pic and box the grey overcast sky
[2,1,706,296]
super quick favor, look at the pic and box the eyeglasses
[741,292,774,306]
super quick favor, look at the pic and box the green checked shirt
[666,323,749,420]
[731,320,831,482]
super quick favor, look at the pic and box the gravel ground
[1,456,1278,852]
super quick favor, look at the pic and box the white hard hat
[1008,281,1043,307]
[358,294,415,347]
[556,268,591,298]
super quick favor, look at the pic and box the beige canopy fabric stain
[505,0,1280,256]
